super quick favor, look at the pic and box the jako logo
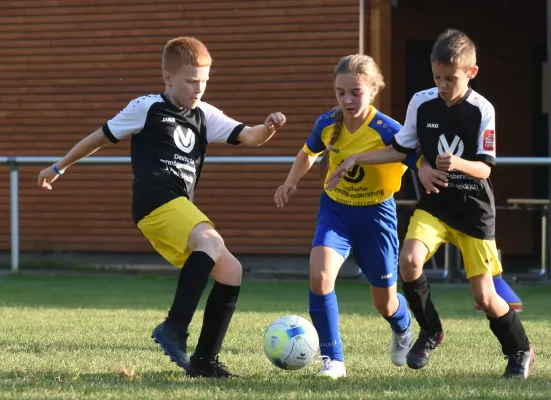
[174,126,195,153]
[437,134,464,157]
[426,123,439,128]
[162,117,176,123]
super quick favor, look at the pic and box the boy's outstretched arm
[37,96,152,190]
[237,112,286,146]
[37,127,111,190]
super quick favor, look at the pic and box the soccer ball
[263,315,319,370]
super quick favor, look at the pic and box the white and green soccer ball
[263,315,319,370]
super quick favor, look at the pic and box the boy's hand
[274,182,297,208]
[418,162,448,194]
[264,112,286,132]
[436,152,462,172]
[37,165,62,190]
[325,156,356,190]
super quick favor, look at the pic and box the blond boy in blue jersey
[274,55,420,379]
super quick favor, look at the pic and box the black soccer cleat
[188,354,241,378]
[406,330,444,370]
[151,320,191,372]
[503,345,535,380]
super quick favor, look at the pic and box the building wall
[2,0,543,262]
[390,0,546,260]
[0,0,362,255]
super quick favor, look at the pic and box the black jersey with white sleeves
[102,94,245,224]
[391,88,498,239]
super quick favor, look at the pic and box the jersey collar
[343,105,377,134]
[440,87,472,107]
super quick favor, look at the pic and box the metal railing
[2,156,551,278]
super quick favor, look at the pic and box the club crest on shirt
[173,126,195,153]
[437,134,464,157]
[483,129,495,151]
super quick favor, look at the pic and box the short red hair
[162,36,212,72]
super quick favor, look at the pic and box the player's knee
[188,222,225,262]
[211,251,242,286]
[309,247,341,294]
[472,288,497,312]
[229,259,243,283]
[372,297,395,317]
[309,269,334,295]
[473,293,494,312]
[399,251,423,269]
[224,255,243,283]
[469,273,508,315]
[399,252,424,281]
[370,285,398,317]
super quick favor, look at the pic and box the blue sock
[384,293,411,333]
[309,290,344,362]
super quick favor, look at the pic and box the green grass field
[0,274,550,399]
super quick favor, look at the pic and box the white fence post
[10,161,19,273]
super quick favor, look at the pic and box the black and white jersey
[102,94,245,224]
[391,88,497,239]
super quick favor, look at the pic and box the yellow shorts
[405,209,502,279]
[137,197,213,267]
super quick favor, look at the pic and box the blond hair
[162,36,212,72]
[430,29,476,69]
[319,54,385,180]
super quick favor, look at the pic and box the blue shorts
[312,193,399,288]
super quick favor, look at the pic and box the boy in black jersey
[37,36,286,378]
[326,29,534,379]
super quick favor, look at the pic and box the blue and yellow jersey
[303,106,419,207]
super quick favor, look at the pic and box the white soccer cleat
[316,356,347,379]
[390,324,413,367]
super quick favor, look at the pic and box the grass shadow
[0,370,550,399]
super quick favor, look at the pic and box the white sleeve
[102,97,150,143]
[476,102,496,164]
[391,97,419,152]
[200,102,245,145]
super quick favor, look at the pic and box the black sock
[166,251,215,332]
[402,272,443,334]
[194,281,240,359]
[488,307,530,355]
